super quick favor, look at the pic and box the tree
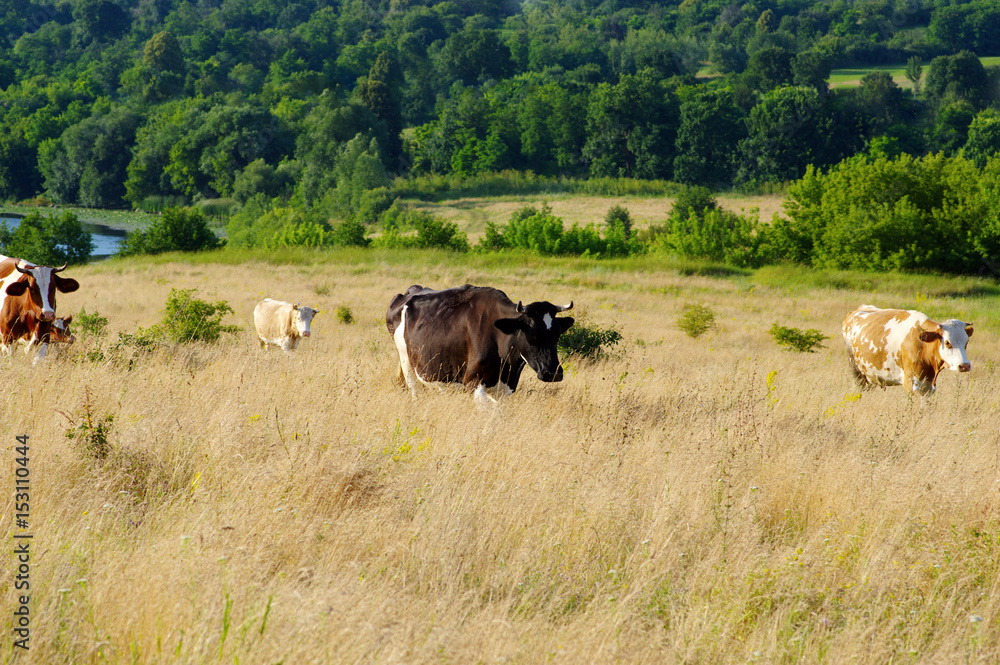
[925,51,989,108]
[583,69,677,180]
[905,56,922,99]
[73,0,130,44]
[738,86,832,184]
[437,28,515,84]
[744,46,794,92]
[964,109,1000,169]
[674,88,746,186]
[0,211,93,265]
[358,51,404,170]
[118,207,221,256]
[855,72,906,138]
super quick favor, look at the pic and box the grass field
[830,56,1000,90]
[2,248,999,663]
[407,193,787,241]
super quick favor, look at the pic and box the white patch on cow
[543,313,553,330]
[394,305,419,397]
[31,266,55,320]
[936,319,972,371]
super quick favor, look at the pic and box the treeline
[2,0,1000,214]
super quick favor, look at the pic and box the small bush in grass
[76,307,109,338]
[769,323,829,352]
[677,304,716,338]
[159,288,240,343]
[61,388,114,462]
[336,304,354,324]
[558,320,622,359]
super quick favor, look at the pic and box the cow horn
[516,301,524,314]
[52,262,68,273]
[556,301,573,312]
[14,262,30,274]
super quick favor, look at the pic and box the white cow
[254,299,318,352]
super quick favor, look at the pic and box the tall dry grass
[2,252,999,663]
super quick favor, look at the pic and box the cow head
[495,300,574,382]
[52,315,75,344]
[920,319,973,372]
[292,303,318,338]
[5,262,79,322]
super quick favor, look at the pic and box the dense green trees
[0,0,998,272]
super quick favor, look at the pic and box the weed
[336,304,354,324]
[61,388,114,462]
[769,323,830,353]
[677,303,716,338]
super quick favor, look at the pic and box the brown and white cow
[842,305,973,395]
[254,298,318,352]
[0,256,79,362]
[386,284,574,404]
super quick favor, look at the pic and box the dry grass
[407,194,787,241]
[3,252,1000,663]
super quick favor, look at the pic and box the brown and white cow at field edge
[16,315,75,361]
[0,257,79,362]
[842,305,972,395]
[254,298,318,352]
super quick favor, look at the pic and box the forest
[2,0,1000,271]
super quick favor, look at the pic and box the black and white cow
[386,284,574,404]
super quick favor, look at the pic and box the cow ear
[63,314,72,325]
[495,318,525,335]
[919,330,941,343]
[965,323,974,338]
[5,281,27,296]
[55,276,79,293]
[556,317,575,333]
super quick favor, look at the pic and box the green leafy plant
[75,307,109,338]
[769,323,829,353]
[336,304,354,324]
[61,388,114,462]
[677,303,716,338]
[118,207,221,256]
[159,288,240,343]
[558,320,622,359]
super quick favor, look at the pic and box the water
[0,214,128,259]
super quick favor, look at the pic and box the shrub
[118,207,221,256]
[604,204,633,238]
[655,207,774,268]
[558,319,622,359]
[677,303,716,338]
[61,388,114,462]
[0,211,94,265]
[75,307,109,338]
[769,323,829,353]
[336,304,354,324]
[159,288,240,343]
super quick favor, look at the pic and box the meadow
[2,248,1000,664]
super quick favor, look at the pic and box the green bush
[655,207,773,268]
[558,319,622,359]
[75,307,109,338]
[677,303,716,338]
[0,211,93,265]
[336,304,354,324]
[159,288,240,343]
[768,323,829,353]
[118,207,221,256]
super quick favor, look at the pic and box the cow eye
[945,341,952,349]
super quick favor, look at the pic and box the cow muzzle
[538,365,564,382]
[959,362,971,372]
[301,331,310,337]
[40,310,55,322]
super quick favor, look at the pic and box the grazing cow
[842,305,973,395]
[386,284,574,403]
[254,298,318,352]
[0,257,79,361]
